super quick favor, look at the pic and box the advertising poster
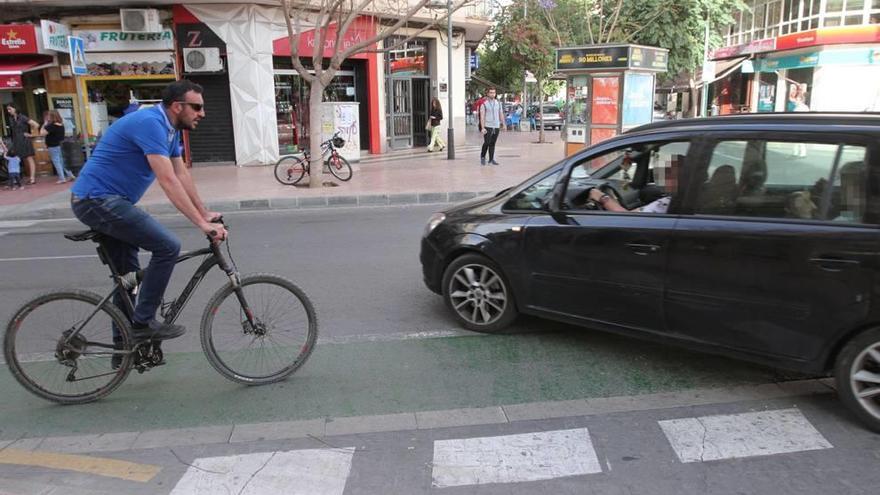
[622,73,654,127]
[590,128,617,147]
[591,77,619,125]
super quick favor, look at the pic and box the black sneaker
[489,160,500,166]
[131,319,186,341]
[480,157,486,166]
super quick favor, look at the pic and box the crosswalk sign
[68,36,87,76]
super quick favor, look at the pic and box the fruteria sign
[41,20,70,53]
[72,29,174,52]
[0,24,39,55]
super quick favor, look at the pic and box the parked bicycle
[3,218,318,404]
[274,131,353,185]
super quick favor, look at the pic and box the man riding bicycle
[70,80,228,345]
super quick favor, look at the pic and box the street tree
[280,0,467,188]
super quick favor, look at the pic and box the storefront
[69,26,176,148]
[174,7,236,165]
[385,36,432,149]
[712,24,880,113]
[0,23,54,141]
[271,16,377,157]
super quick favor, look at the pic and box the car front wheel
[834,328,880,432]
[442,253,517,333]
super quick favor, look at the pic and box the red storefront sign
[0,24,38,55]
[272,17,376,59]
[776,24,880,51]
[712,37,776,60]
[0,74,22,88]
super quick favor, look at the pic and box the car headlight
[423,212,446,237]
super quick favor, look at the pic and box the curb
[0,378,835,455]
[0,190,496,222]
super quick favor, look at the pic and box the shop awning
[698,56,748,85]
[0,55,55,76]
[0,55,54,90]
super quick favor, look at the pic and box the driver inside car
[587,187,671,213]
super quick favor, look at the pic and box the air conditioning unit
[183,47,224,73]
[120,9,162,33]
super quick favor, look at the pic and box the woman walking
[427,97,445,153]
[40,110,76,183]
[5,104,39,185]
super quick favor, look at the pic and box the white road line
[0,221,38,229]
[170,447,355,495]
[0,252,150,262]
[431,428,602,487]
[658,407,833,463]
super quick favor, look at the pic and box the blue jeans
[71,195,181,330]
[48,146,75,180]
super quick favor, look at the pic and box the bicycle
[274,131,353,185]
[3,218,318,404]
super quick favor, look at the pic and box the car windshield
[543,106,560,114]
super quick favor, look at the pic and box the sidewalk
[0,128,565,221]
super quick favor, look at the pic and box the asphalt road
[0,205,878,494]
[0,205,463,352]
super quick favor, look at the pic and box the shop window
[845,14,864,23]
[385,37,428,77]
[826,0,844,13]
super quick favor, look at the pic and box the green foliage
[480,0,746,84]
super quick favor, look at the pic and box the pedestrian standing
[5,104,39,184]
[40,110,76,183]
[479,87,505,166]
[2,144,22,190]
[427,98,446,153]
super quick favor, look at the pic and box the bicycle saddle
[64,229,102,242]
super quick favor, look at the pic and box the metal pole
[446,0,455,159]
[700,12,710,118]
[74,75,91,159]
[523,0,528,129]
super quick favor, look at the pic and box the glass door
[389,78,412,148]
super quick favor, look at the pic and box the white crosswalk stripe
[431,428,602,487]
[169,447,355,495]
[658,408,833,463]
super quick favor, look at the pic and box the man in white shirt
[479,87,506,166]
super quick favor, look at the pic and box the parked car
[420,113,880,431]
[531,104,564,130]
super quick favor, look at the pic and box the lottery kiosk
[556,44,668,156]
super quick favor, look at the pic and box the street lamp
[429,0,455,159]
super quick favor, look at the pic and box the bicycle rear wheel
[3,290,133,404]
[274,155,307,185]
[201,273,318,385]
[327,154,352,181]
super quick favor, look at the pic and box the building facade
[1,1,491,168]
[709,0,880,114]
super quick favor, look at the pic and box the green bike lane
[0,327,803,441]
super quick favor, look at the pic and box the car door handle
[810,257,861,271]
[625,243,661,255]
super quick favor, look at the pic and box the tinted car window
[503,171,561,210]
[694,140,868,223]
[543,106,560,114]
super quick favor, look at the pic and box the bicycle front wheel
[3,290,133,404]
[274,155,307,186]
[201,274,318,385]
[327,154,352,181]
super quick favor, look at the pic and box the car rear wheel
[834,328,880,432]
[442,253,517,333]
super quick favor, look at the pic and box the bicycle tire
[327,154,353,182]
[200,273,318,385]
[274,155,307,186]
[3,290,133,404]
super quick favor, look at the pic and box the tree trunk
[686,76,698,118]
[308,81,325,188]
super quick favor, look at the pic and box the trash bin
[62,139,86,174]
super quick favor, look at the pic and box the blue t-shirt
[72,105,180,203]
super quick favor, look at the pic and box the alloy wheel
[447,263,508,326]
[849,340,880,422]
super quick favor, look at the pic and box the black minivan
[420,113,880,431]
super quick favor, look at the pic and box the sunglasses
[176,101,204,112]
